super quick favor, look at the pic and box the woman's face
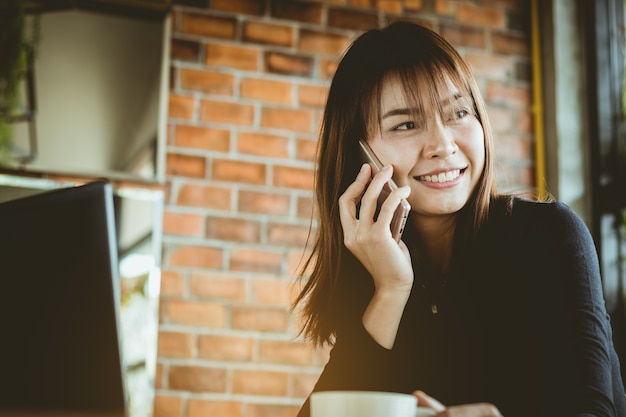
[366,76,486,220]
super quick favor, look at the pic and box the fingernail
[382,165,392,171]
[360,163,368,172]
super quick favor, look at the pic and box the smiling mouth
[416,169,464,183]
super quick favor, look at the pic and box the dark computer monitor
[0,181,128,416]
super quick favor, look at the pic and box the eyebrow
[381,92,465,120]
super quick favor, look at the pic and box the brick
[157,331,194,358]
[167,299,226,327]
[190,271,247,301]
[212,159,266,184]
[265,52,314,77]
[486,107,515,133]
[293,373,319,398]
[328,7,379,31]
[237,132,290,158]
[441,25,486,50]
[273,165,315,190]
[181,13,237,39]
[153,394,184,417]
[485,82,531,108]
[403,0,423,12]
[287,247,314,278]
[230,248,282,274]
[259,340,316,366]
[206,43,260,71]
[177,182,232,210]
[252,277,295,305]
[495,134,532,160]
[296,138,317,161]
[200,99,255,126]
[519,165,534,187]
[516,110,532,133]
[206,216,261,243]
[163,211,204,237]
[270,1,323,23]
[167,122,176,146]
[298,84,328,108]
[166,153,206,178]
[180,68,234,95]
[493,32,529,56]
[435,0,455,15]
[240,77,293,105]
[168,94,195,119]
[247,404,302,417]
[211,0,265,15]
[174,125,230,152]
[377,0,403,14]
[187,399,243,417]
[160,269,185,296]
[476,0,523,8]
[320,58,338,80]
[171,38,200,62]
[169,245,223,269]
[267,222,310,247]
[261,107,313,133]
[243,21,295,47]
[456,3,506,30]
[232,306,289,332]
[299,29,351,55]
[197,334,254,361]
[232,370,289,395]
[238,190,291,215]
[297,195,316,219]
[169,365,227,392]
[154,362,164,389]
[465,54,514,81]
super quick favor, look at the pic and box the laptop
[0,181,128,416]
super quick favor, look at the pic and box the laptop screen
[0,181,127,416]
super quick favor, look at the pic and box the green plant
[0,0,38,166]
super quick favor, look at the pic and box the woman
[293,22,626,417]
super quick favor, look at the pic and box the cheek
[464,123,486,171]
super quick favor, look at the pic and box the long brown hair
[293,22,498,346]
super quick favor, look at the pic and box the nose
[422,120,458,159]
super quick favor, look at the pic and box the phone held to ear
[358,140,411,242]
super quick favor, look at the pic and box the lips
[416,168,464,183]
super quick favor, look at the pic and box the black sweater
[298,198,626,417]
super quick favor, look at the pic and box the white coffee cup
[310,391,435,417]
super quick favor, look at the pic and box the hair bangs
[362,54,476,138]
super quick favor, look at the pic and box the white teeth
[418,169,461,183]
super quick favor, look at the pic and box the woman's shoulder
[489,194,589,237]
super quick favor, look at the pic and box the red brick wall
[156,1,533,416]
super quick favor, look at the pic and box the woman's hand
[338,163,414,293]
[338,163,414,349]
[413,391,503,417]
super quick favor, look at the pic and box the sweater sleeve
[522,201,626,417]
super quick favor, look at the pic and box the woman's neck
[408,214,456,274]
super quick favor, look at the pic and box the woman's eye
[449,108,470,121]
[392,121,415,131]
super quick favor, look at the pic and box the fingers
[338,163,372,229]
[412,391,503,417]
[339,163,410,249]
[412,391,446,413]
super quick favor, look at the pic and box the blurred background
[0,1,624,416]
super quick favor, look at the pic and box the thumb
[412,390,446,412]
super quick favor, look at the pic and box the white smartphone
[358,140,411,242]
